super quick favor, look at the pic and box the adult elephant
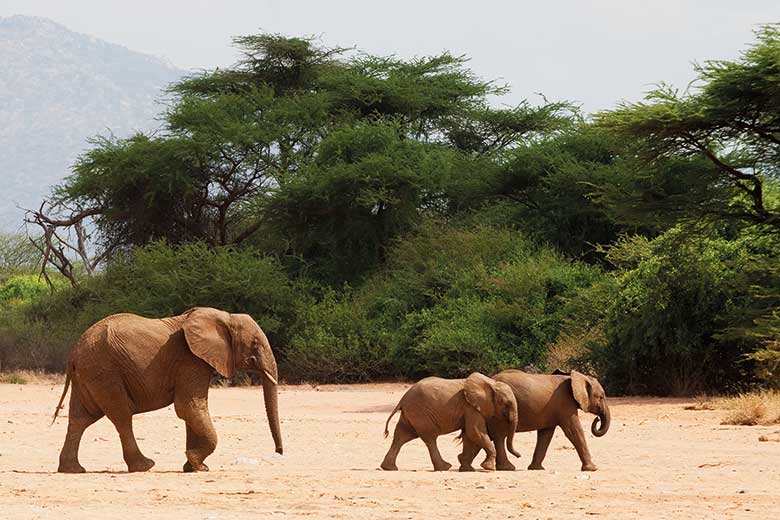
[458,369,610,472]
[53,307,283,473]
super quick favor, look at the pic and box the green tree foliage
[459,125,648,261]
[49,35,567,271]
[596,25,780,229]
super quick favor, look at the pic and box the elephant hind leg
[528,427,555,470]
[95,382,154,473]
[421,435,452,472]
[109,414,155,472]
[57,391,102,473]
[381,418,418,471]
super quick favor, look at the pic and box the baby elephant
[381,373,520,471]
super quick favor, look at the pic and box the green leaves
[596,24,780,229]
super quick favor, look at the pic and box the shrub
[368,224,603,378]
[0,275,55,306]
[587,229,758,395]
[284,289,394,382]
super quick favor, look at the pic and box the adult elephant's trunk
[506,406,521,458]
[591,404,610,437]
[262,374,283,454]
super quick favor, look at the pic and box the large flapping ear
[463,372,497,417]
[570,370,592,411]
[183,307,235,378]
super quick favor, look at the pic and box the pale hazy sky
[2,0,779,112]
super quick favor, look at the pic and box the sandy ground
[1,383,779,519]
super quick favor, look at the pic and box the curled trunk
[262,375,283,454]
[591,404,610,437]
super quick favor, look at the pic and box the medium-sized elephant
[459,369,610,472]
[53,307,283,473]
[380,373,520,472]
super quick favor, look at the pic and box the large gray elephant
[53,307,283,473]
[381,373,520,472]
[458,369,610,472]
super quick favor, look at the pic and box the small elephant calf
[381,373,520,472]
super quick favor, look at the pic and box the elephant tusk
[262,368,278,385]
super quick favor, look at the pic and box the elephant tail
[384,402,402,438]
[51,362,73,426]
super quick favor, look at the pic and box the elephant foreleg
[560,416,596,471]
[457,435,481,472]
[381,418,418,471]
[490,420,516,471]
[528,427,555,470]
[464,409,496,471]
[175,398,217,472]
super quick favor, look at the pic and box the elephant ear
[463,372,496,417]
[570,370,591,410]
[183,307,235,378]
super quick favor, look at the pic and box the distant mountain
[0,15,184,231]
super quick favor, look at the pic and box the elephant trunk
[591,404,610,437]
[262,374,283,455]
[506,406,521,458]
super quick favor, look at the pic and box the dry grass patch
[0,370,65,385]
[717,391,780,426]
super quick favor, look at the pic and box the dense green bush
[0,275,55,305]
[583,229,760,395]
[284,289,394,382]
[282,223,603,381]
[387,226,603,376]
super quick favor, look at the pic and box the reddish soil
[1,383,778,518]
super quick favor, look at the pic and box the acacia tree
[596,25,780,229]
[31,33,570,285]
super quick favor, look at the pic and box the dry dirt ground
[1,383,779,519]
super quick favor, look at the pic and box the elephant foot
[581,463,598,472]
[480,459,496,471]
[458,464,475,472]
[183,461,209,472]
[380,461,398,471]
[496,460,516,471]
[528,463,545,470]
[58,461,86,474]
[127,456,155,473]
[433,461,452,472]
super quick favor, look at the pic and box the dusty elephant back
[396,377,468,435]
[492,369,570,431]
[68,313,194,412]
